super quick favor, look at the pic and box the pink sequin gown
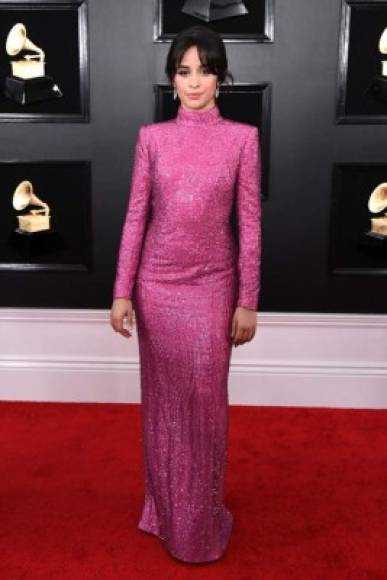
[113,103,262,563]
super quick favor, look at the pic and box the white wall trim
[2,308,387,326]
[1,308,386,408]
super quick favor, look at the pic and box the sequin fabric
[113,103,262,563]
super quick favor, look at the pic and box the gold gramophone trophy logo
[368,27,387,103]
[6,179,67,258]
[367,183,387,237]
[12,180,51,233]
[360,183,387,254]
[181,0,248,22]
[5,179,67,258]
[4,23,63,105]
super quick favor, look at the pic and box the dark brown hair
[165,25,234,86]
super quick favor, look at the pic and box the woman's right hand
[110,298,134,339]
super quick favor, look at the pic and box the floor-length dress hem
[137,490,234,563]
[138,515,234,564]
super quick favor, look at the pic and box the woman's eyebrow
[177,64,207,69]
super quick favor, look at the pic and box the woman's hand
[231,306,257,347]
[110,298,134,339]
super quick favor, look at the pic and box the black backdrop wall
[1,0,386,313]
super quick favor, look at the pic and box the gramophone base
[6,228,67,258]
[358,230,387,256]
[4,75,63,105]
[367,75,387,104]
[181,0,248,22]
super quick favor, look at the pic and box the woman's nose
[189,79,200,88]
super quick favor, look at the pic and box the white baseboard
[1,309,386,408]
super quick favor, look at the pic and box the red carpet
[0,401,386,579]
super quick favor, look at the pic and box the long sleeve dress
[113,103,262,563]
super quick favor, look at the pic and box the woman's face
[173,45,218,111]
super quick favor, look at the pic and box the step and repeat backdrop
[0,0,386,312]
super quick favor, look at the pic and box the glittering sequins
[113,103,262,563]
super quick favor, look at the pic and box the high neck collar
[176,103,222,126]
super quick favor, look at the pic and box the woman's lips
[187,94,202,98]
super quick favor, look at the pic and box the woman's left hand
[231,306,257,347]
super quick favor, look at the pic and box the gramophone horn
[12,180,34,210]
[379,27,387,54]
[368,183,387,213]
[12,179,47,211]
[5,23,45,59]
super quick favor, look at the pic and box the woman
[110,25,262,563]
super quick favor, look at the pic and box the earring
[215,84,220,99]
[173,86,177,100]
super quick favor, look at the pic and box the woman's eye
[176,69,210,76]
